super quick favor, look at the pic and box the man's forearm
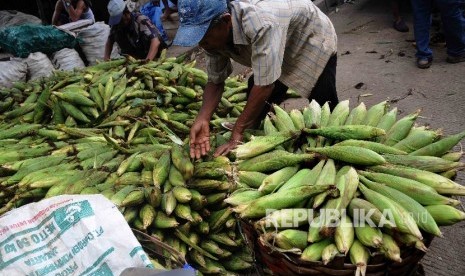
[103,39,113,61]
[232,84,274,138]
[198,82,224,120]
[146,38,160,61]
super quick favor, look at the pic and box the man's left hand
[213,133,243,157]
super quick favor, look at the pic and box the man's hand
[190,119,211,159]
[214,132,243,157]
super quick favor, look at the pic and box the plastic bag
[0,10,42,27]
[25,52,55,81]
[0,24,78,58]
[77,22,120,65]
[0,58,27,88]
[52,48,85,71]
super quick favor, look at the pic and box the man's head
[108,0,132,26]
[173,0,230,48]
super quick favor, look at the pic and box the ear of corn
[359,171,459,206]
[273,104,297,132]
[368,164,465,195]
[152,151,170,188]
[290,109,305,130]
[234,131,299,160]
[304,99,322,128]
[380,233,401,263]
[348,198,395,229]
[303,125,386,141]
[354,223,383,248]
[358,184,422,239]
[255,208,310,229]
[263,116,278,135]
[237,171,268,188]
[259,166,299,194]
[307,146,386,166]
[363,100,388,126]
[234,185,334,219]
[335,215,354,255]
[383,153,465,173]
[382,109,420,146]
[237,150,315,172]
[274,229,308,250]
[425,205,465,226]
[410,130,465,156]
[441,151,463,162]
[308,215,324,243]
[335,139,407,155]
[224,188,261,206]
[279,160,325,191]
[349,240,370,276]
[301,239,332,262]
[393,128,442,153]
[328,100,350,126]
[376,107,397,131]
[345,102,367,125]
[395,232,428,252]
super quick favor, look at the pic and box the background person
[411,0,465,68]
[104,0,168,62]
[391,0,409,32]
[52,0,95,26]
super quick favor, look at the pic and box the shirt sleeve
[136,14,160,40]
[249,23,286,86]
[205,51,233,84]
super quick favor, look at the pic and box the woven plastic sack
[0,10,42,27]
[52,48,85,71]
[0,58,27,88]
[0,24,78,58]
[25,52,54,81]
[77,22,120,65]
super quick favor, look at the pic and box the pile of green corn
[228,100,465,275]
[0,53,256,274]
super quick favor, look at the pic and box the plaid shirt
[206,0,337,98]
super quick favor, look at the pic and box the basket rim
[132,228,186,267]
[257,236,432,270]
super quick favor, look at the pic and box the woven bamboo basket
[240,220,431,276]
[132,228,186,269]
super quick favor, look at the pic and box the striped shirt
[206,0,337,98]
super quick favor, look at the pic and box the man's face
[120,12,131,26]
[199,14,231,52]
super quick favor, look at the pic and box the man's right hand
[189,118,211,159]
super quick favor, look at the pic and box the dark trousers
[246,54,339,122]
[411,0,465,58]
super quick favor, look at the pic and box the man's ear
[222,13,232,27]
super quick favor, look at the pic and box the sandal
[416,57,432,69]
[393,19,409,33]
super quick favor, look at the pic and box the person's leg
[410,0,434,67]
[392,0,409,32]
[308,55,338,110]
[435,0,465,62]
[161,0,177,21]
